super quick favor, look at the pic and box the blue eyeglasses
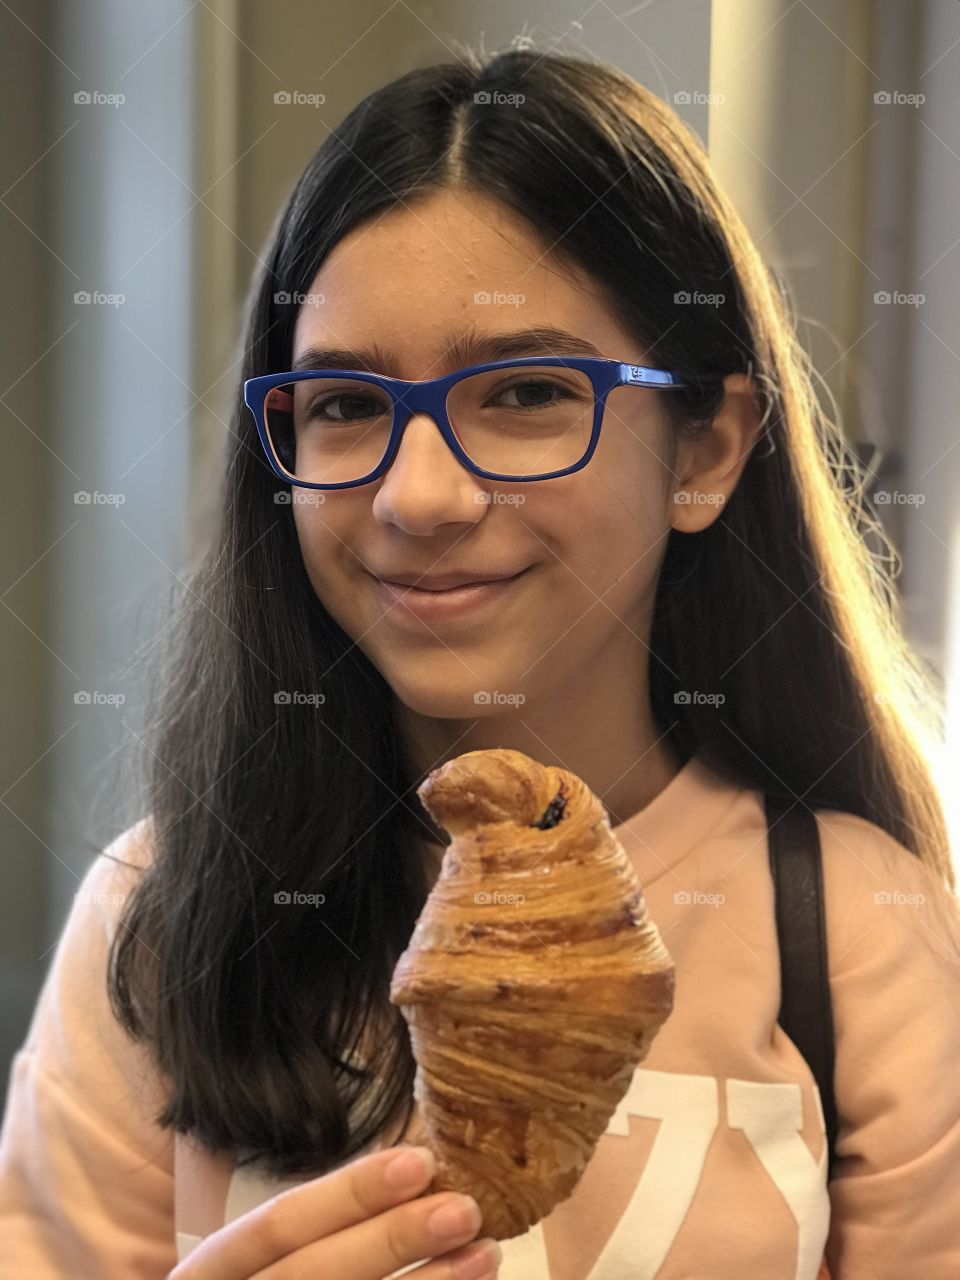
[243,355,688,490]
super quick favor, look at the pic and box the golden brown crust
[389,748,675,1240]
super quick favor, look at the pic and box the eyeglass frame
[243,355,689,490]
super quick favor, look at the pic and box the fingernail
[427,1194,482,1239]
[384,1145,436,1188]
[452,1238,502,1280]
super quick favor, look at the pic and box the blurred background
[1,0,958,1093]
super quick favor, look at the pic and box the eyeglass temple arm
[621,364,687,387]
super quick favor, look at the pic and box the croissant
[388,747,675,1241]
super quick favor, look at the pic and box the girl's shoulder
[84,814,156,926]
[811,806,960,976]
[101,812,156,869]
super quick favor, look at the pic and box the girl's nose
[371,412,489,535]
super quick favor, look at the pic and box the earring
[742,359,776,459]
[755,425,777,459]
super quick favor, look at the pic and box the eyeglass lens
[262,366,596,484]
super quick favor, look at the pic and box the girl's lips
[372,568,530,622]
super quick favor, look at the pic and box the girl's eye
[305,391,391,423]
[488,377,580,410]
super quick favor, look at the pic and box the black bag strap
[764,793,839,1181]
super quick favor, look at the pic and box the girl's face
[289,189,694,719]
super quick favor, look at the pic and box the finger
[253,1188,485,1280]
[169,1145,439,1280]
[397,1236,503,1280]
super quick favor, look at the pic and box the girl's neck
[397,644,683,868]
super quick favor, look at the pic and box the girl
[2,45,958,1280]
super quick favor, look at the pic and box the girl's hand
[167,1144,501,1279]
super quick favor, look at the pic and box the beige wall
[708,0,958,690]
[0,0,55,1083]
[709,0,874,443]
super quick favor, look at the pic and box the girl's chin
[388,679,527,721]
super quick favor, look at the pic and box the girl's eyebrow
[289,326,606,376]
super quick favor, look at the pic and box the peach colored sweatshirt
[1,753,959,1279]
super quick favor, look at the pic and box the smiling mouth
[381,573,524,592]
[370,567,532,620]
[372,565,532,591]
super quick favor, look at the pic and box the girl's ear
[669,373,763,533]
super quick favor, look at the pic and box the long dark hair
[107,46,955,1178]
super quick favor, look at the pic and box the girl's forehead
[298,189,599,305]
[289,192,637,374]
[291,276,630,380]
